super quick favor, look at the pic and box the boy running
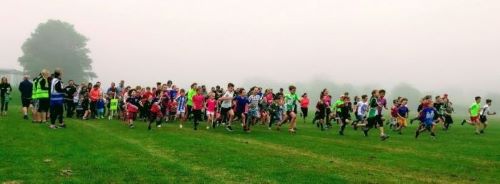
[461,96,483,134]
[478,99,496,134]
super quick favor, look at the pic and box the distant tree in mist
[390,83,423,107]
[18,19,96,82]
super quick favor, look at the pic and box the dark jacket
[18,80,33,99]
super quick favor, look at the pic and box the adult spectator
[18,75,33,119]
[89,84,101,118]
[49,69,66,129]
[0,76,13,116]
[64,80,77,118]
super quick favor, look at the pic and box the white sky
[1,0,499,92]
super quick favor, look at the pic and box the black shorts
[480,115,487,123]
[38,98,50,112]
[221,107,232,115]
[316,111,326,119]
[22,98,31,108]
[235,110,245,119]
[367,115,383,128]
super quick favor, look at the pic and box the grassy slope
[1,100,499,184]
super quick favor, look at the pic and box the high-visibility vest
[32,77,39,99]
[50,78,64,106]
[36,78,49,99]
[110,99,118,110]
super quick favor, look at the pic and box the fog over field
[1,0,499,109]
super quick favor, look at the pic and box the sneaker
[363,130,368,137]
[288,129,296,134]
[179,124,183,129]
[49,125,57,129]
[129,124,135,128]
[226,126,233,132]
[380,134,389,141]
[461,120,466,125]
[339,131,344,136]
[157,125,162,128]
[480,130,484,134]
[23,115,29,120]
[206,126,210,130]
[59,124,66,128]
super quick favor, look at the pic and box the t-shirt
[192,94,204,110]
[176,96,187,111]
[248,95,261,111]
[206,99,216,112]
[470,102,480,117]
[480,104,490,116]
[323,95,331,106]
[187,89,196,106]
[377,97,387,115]
[221,91,234,108]
[285,93,299,111]
[333,99,344,112]
[368,97,379,118]
[235,95,249,113]
[300,98,309,108]
[422,107,436,124]
[398,106,409,117]
[357,102,368,116]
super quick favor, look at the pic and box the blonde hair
[41,69,50,78]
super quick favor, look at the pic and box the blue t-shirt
[235,95,249,113]
[169,90,178,100]
[421,107,435,125]
[96,99,105,109]
[177,96,187,111]
[398,106,409,117]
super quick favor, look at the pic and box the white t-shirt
[248,95,261,110]
[480,104,490,116]
[357,101,368,116]
[221,91,234,108]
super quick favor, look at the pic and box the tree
[391,83,423,107]
[18,19,96,82]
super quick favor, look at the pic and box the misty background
[1,0,499,112]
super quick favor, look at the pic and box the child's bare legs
[288,112,297,132]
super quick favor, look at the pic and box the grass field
[1,100,499,184]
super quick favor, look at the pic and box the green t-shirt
[332,99,344,112]
[285,93,299,111]
[187,89,196,106]
[368,97,378,118]
[470,102,480,116]
[110,99,119,110]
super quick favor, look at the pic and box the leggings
[0,97,8,112]
[50,105,64,125]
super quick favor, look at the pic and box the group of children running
[16,75,497,140]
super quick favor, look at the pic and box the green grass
[1,100,499,183]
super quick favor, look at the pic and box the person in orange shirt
[89,84,101,119]
[299,93,309,123]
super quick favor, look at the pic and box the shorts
[38,98,50,112]
[176,110,185,115]
[366,115,383,128]
[22,98,31,108]
[248,109,260,118]
[128,112,137,121]
[397,117,407,127]
[356,115,365,122]
[480,115,487,123]
[235,110,245,119]
[470,116,480,123]
[221,107,232,116]
[206,111,215,116]
[32,99,40,111]
[424,121,435,128]
[316,111,326,119]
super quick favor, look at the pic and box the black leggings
[50,105,64,125]
[0,97,8,112]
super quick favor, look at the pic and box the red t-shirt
[192,94,204,110]
[300,98,310,108]
[206,99,216,112]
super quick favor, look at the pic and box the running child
[206,92,217,129]
[299,93,309,123]
[247,87,261,130]
[461,96,483,134]
[218,83,236,132]
[395,98,409,134]
[191,87,205,130]
[126,89,141,128]
[176,89,188,128]
[478,99,496,134]
[234,88,250,132]
[280,85,299,133]
[416,102,437,139]
[362,90,390,141]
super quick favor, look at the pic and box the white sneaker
[157,125,162,128]
[206,126,210,130]
[179,124,183,128]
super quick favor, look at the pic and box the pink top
[192,94,205,110]
[206,99,216,112]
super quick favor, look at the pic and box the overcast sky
[1,0,499,92]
